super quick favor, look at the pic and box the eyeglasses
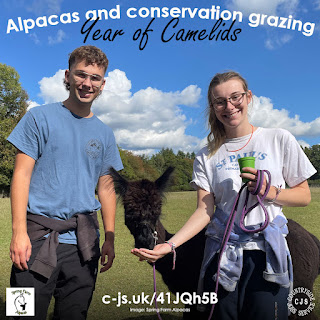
[73,71,104,88]
[212,92,248,111]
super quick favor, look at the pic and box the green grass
[1,189,320,319]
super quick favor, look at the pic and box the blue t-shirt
[7,102,123,244]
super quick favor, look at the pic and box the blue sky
[1,0,319,155]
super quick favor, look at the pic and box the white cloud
[35,68,202,154]
[27,100,40,110]
[297,140,310,148]
[316,0,320,10]
[34,69,319,154]
[228,0,299,49]
[48,29,66,45]
[265,34,293,49]
[38,69,68,103]
[27,0,63,15]
[114,128,200,152]
[94,70,202,153]
[249,96,320,137]
[29,33,40,44]
[227,0,299,16]
[277,0,300,15]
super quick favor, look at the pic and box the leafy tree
[146,148,194,191]
[0,64,28,195]
[177,150,186,159]
[116,144,320,191]
[304,145,320,180]
[150,148,177,171]
[118,148,158,181]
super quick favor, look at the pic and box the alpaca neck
[155,220,174,245]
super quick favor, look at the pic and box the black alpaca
[110,167,320,320]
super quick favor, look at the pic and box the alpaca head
[109,167,174,249]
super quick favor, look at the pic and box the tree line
[1,63,319,196]
[117,145,320,190]
[119,148,195,191]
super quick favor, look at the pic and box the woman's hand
[241,167,312,206]
[131,243,172,263]
[240,167,272,199]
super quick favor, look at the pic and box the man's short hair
[64,45,108,91]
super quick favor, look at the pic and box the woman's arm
[131,187,214,262]
[241,167,311,207]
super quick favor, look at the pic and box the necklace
[225,124,254,152]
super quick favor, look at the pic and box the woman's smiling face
[212,78,252,132]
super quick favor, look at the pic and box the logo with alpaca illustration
[6,288,35,316]
[14,292,27,314]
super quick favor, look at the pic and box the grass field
[1,189,320,319]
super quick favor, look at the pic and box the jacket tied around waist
[26,211,101,279]
[197,208,293,308]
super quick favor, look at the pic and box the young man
[8,45,123,319]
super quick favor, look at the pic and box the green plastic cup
[238,157,255,183]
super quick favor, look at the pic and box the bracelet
[165,241,176,270]
[268,185,282,203]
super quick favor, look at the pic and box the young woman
[132,71,316,320]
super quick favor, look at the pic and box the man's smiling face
[65,59,106,106]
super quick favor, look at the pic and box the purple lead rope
[207,169,271,320]
[239,170,271,233]
[153,263,163,320]
[152,240,176,320]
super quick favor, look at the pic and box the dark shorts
[10,238,99,320]
[202,250,289,320]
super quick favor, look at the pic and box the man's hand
[100,232,115,273]
[10,231,32,271]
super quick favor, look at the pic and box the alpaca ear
[109,167,128,197]
[155,166,174,192]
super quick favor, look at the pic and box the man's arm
[97,174,117,273]
[10,150,35,270]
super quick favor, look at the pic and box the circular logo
[287,287,315,317]
[85,139,102,159]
